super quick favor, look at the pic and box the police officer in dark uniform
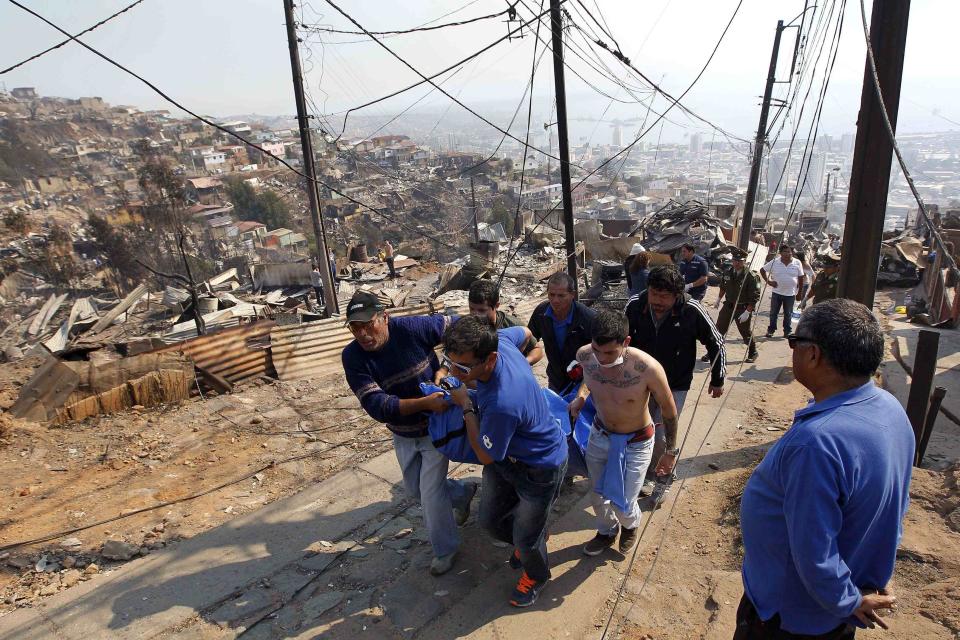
[802,252,841,308]
[713,247,761,363]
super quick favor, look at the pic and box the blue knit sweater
[342,314,454,437]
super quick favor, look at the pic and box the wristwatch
[665,448,680,456]
[462,408,476,417]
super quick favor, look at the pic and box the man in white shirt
[760,244,805,338]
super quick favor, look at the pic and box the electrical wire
[857,0,957,271]
[300,6,509,36]
[0,0,147,75]
[495,0,745,287]
[602,8,850,635]
[325,2,560,147]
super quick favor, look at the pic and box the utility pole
[284,0,338,316]
[837,0,912,306]
[738,21,785,250]
[470,176,479,243]
[549,0,578,294]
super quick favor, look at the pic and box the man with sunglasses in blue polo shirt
[442,315,568,608]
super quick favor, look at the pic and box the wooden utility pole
[837,0,912,306]
[548,0,578,294]
[738,21,784,250]
[284,0,338,316]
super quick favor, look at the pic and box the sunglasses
[442,355,481,375]
[786,333,818,349]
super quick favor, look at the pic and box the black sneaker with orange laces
[509,571,547,608]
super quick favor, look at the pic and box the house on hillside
[236,221,266,248]
[263,228,308,253]
[185,177,223,204]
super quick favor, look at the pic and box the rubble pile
[630,200,733,255]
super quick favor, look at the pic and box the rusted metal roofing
[270,302,445,382]
[150,319,276,384]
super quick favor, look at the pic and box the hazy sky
[1,0,958,145]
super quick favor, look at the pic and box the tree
[224,177,292,230]
[488,196,516,236]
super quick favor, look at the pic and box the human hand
[746,304,755,312]
[769,280,778,288]
[853,591,897,630]
[713,299,721,309]
[568,396,585,420]
[448,384,469,409]
[795,294,803,302]
[433,367,449,385]
[655,451,677,476]
[422,392,450,414]
[708,385,724,398]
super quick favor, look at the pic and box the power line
[3,0,463,253]
[496,0,546,285]
[565,6,752,149]
[324,2,560,146]
[300,6,510,36]
[322,0,566,165]
[857,0,956,271]
[496,0,744,285]
[605,10,849,632]
[0,0,147,75]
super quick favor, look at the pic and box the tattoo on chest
[588,371,644,388]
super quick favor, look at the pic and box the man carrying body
[568,309,678,556]
[443,316,568,607]
[760,244,805,338]
[736,299,912,638]
[713,247,761,363]
[528,272,597,392]
[802,252,841,308]
[468,279,544,365]
[625,265,725,496]
[341,292,476,576]
[678,242,710,302]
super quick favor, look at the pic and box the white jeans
[584,428,654,535]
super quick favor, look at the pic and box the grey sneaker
[430,551,458,576]
[453,482,478,527]
[639,478,656,497]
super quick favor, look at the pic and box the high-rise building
[611,124,623,148]
[689,133,702,154]
[766,150,789,198]
[840,133,855,153]
[800,153,826,199]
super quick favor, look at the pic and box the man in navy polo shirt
[443,316,568,607]
[678,242,710,301]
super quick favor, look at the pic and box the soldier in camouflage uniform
[714,248,761,363]
[802,253,840,308]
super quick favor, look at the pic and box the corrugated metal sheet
[151,319,277,384]
[271,302,445,382]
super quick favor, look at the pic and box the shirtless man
[568,309,679,556]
